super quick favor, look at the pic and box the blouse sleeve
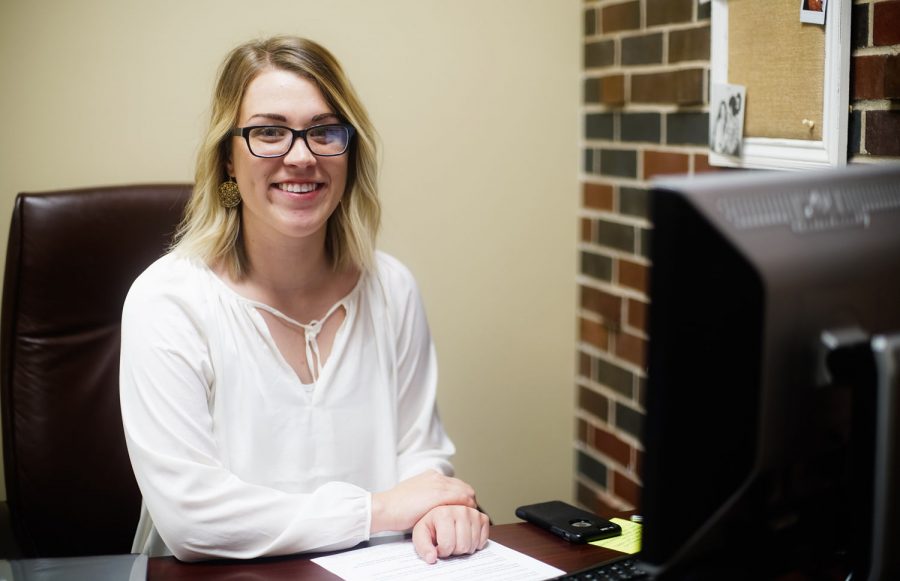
[119,270,371,561]
[384,257,457,481]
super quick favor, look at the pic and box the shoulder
[127,252,206,295]
[367,251,423,304]
[372,251,417,290]
[363,252,432,334]
[123,253,213,318]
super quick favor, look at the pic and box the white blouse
[119,251,455,561]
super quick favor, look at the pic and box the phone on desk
[515,500,622,544]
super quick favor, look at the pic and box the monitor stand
[867,333,899,581]
[822,329,899,581]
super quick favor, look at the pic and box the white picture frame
[710,0,851,170]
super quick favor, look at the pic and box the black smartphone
[515,500,622,543]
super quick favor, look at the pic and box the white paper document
[311,539,565,581]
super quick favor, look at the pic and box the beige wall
[0,0,579,525]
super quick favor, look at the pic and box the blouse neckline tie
[253,300,345,384]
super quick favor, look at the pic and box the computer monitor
[640,163,900,580]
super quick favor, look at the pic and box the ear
[225,156,234,179]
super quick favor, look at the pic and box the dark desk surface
[148,522,625,580]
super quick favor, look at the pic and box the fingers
[412,518,438,564]
[413,506,491,564]
[474,510,490,551]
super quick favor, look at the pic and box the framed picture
[800,0,828,25]
[710,83,747,158]
[710,0,850,170]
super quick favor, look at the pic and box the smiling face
[228,68,349,252]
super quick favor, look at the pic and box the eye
[249,126,290,142]
[308,125,341,145]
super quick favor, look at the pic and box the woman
[119,35,489,563]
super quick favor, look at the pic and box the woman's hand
[370,470,478,534]
[412,505,490,564]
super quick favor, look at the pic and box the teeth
[278,183,318,193]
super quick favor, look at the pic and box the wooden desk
[148,523,625,580]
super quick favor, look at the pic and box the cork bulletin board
[710,0,851,170]
[729,0,824,141]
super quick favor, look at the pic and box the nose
[283,136,317,167]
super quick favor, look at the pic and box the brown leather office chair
[0,184,191,558]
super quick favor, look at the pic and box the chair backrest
[0,184,191,557]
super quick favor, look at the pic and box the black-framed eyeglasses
[231,123,355,158]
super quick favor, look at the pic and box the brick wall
[577,0,900,514]
[851,0,900,157]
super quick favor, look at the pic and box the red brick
[583,182,614,211]
[581,218,592,243]
[615,331,647,368]
[581,286,622,324]
[631,69,705,105]
[579,385,609,420]
[602,1,640,33]
[613,470,641,507]
[874,1,900,46]
[591,426,632,467]
[577,418,589,444]
[668,25,711,63]
[580,317,610,350]
[586,75,626,106]
[853,55,892,100]
[644,150,690,179]
[601,74,626,105]
[647,0,694,26]
[617,259,648,293]
[693,153,717,173]
[626,298,647,332]
[579,352,592,378]
[887,56,900,99]
[866,110,900,156]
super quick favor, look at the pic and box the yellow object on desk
[590,518,642,554]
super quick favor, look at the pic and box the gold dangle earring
[218,177,242,208]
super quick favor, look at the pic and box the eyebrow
[312,112,340,123]
[245,112,339,125]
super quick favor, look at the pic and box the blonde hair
[173,36,381,278]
